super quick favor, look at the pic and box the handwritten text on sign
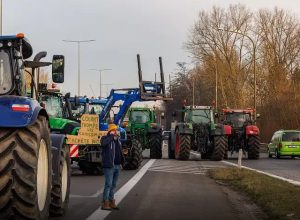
[66,114,108,145]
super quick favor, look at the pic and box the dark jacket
[100,134,125,168]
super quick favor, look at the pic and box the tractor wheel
[50,144,71,216]
[168,131,175,159]
[247,136,260,159]
[123,139,143,170]
[0,116,52,219]
[175,130,191,160]
[149,132,162,159]
[211,136,227,161]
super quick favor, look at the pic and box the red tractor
[221,108,260,159]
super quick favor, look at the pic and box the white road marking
[148,159,226,175]
[70,189,103,198]
[222,161,300,186]
[86,159,156,220]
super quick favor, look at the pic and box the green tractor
[126,107,163,159]
[39,85,80,136]
[169,106,231,161]
[39,88,103,175]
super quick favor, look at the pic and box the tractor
[126,107,163,159]
[0,33,70,218]
[169,106,231,161]
[221,108,260,159]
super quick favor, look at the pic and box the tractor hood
[0,95,42,127]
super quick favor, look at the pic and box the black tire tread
[50,144,70,216]
[149,132,162,159]
[0,116,51,219]
[248,136,260,159]
[175,132,191,160]
[211,136,227,161]
[123,139,142,170]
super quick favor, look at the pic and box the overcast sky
[4,0,300,97]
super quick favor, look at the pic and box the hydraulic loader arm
[99,88,141,125]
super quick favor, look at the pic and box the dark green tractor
[169,106,231,161]
[126,107,163,159]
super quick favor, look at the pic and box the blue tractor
[0,34,70,218]
[99,54,172,169]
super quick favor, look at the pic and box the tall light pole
[1,0,3,34]
[63,39,95,96]
[89,69,112,98]
[218,28,257,122]
[102,83,113,97]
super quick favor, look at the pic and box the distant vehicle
[268,130,300,158]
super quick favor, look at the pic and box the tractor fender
[223,125,232,135]
[175,123,193,135]
[246,125,259,136]
[148,124,162,134]
[0,96,48,127]
[51,133,66,184]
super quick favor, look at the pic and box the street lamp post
[1,0,3,35]
[63,39,95,96]
[89,69,112,98]
[218,28,257,122]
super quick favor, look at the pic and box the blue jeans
[103,165,120,201]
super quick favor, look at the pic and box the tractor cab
[68,96,89,120]
[0,34,32,96]
[89,98,107,114]
[184,106,214,125]
[223,108,254,128]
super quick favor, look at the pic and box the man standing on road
[100,123,124,210]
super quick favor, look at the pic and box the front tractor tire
[0,116,52,219]
[123,138,143,170]
[247,136,260,159]
[50,144,71,216]
[211,136,227,161]
[175,130,191,160]
[149,132,162,159]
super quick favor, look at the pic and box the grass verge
[208,168,300,220]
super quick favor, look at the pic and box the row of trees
[165,5,300,141]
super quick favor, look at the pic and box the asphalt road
[225,152,300,182]
[52,146,268,220]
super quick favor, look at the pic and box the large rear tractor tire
[123,139,143,170]
[175,130,191,160]
[211,136,227,161]
[248,136,260,159]
[149,132,162,159]
[0,116,52,219]
[50,144,71,216]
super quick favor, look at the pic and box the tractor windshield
[130,111,150,123]
[89,104,104,115]
[188,109,212,124]
[42,95,63,118]
[225,113,250,128]
[0,50,12,94]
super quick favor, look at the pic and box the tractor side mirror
[52,55,65,83]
